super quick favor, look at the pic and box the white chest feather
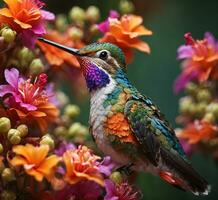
[89,78,116,134]
[89,78,132,165]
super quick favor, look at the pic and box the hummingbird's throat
[80,59,110,92]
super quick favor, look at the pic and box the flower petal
[4,68,19,90]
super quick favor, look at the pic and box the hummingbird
[38,38,210,195]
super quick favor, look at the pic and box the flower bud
[185,82,197,95]
[29,58,44,75]
[64,104,80,119]
[40,134,54,149]
[1,168,15,182]
[86,6,100,22]
[0,117,11,133]
[68,122,83,137]
[17,124,28,137]
[1,190,16,200]
[196,89,211,103]
[195,102,207,117]
[206,102,218,118]
[109,171,123,184]
[55,14,68,31]
[68,27,84,40]
[54,126,68,136]
[89,24,99,35]
[179,97,193,114]
[17,47,34,67]
[1,27,16,43]
[119,0,135,14]
[7,129,21,144]
[0,143,3,154]
[203,112,215,124]
[69,6,86,23]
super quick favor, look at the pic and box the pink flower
[55,141,76,156]
[97,10,120,33]
[97,156,116,177]
[104,180,140,200]
[0,68,59,131]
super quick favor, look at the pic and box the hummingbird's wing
[124,96,209,195]
[124,96,186,165]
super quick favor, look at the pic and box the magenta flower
[97,10,120,33]
[55,141,76,156]
[0,68,59,131]
[104,180,140,200]
[97,156,116,177]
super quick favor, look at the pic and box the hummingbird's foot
[117,163,134,176]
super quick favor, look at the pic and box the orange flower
[99,14,152,63]
[0,68,59,132]
[63,145,104,186]
[37,30,84,68]
[0,0,54,47]
[177,120,218,144]
[177,33,218,83]
[10,144,60,182]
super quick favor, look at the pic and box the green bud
[7,129,21,144]
[179,97,193,114]
[69,6,86,23]
[55,14,68,31]
[68,122,83,137]
[206,102,218,118]
[89,24,99,35]
[68,27,84,40]
[119,0,135,14]
[10,135,21,145]
[17,47,34,68]
[1,190,16,200]
[185,82,197,95]
[109,171,123,184]
[0,117,11,133]
[195,102,207,117]
[203,112,215,124]
[86,6,100,22]
[40,134,54,149]
[196,89,212,103]
[64,104,80,119]
[1,168,15,182]
[54,126,68,136]
[17,124,28,137]
[29,58,44,75]
[189,104,198,116]
[0,143,3,154]
[1,27,16,43]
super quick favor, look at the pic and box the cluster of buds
[175,33,218,159]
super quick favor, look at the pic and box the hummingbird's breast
[89,76,138,165]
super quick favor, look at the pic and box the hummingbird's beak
[38,37,81,56]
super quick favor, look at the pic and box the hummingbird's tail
[158,148,210,195]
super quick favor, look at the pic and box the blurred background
[12,0,218,199]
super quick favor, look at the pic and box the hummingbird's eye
[98,50,108,60]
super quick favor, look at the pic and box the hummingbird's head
[38,38,127,91]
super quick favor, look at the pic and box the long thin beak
[38,37,81,56]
